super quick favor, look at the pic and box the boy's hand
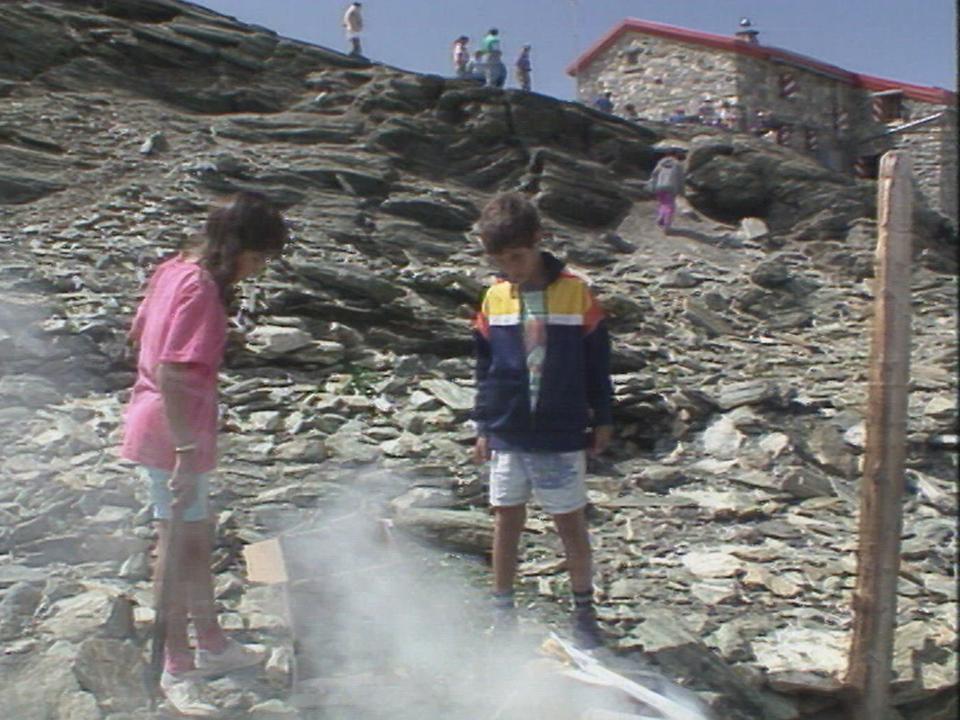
[589,425,613,457]
[472,436,491,464]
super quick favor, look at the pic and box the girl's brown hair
[202,191,288,303]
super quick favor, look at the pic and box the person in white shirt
[343,2,363,57]
[453,35,470,77]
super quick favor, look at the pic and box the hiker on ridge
[466,50,487,83]
[482,27,506,88]
[343,2,363,57]
[453,35,470,77]
[515,44,532,91]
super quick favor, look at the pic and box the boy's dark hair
[203,191,288,302]
[477,192,541,253]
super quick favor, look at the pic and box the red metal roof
[566,18,956,106]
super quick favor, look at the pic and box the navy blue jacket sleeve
[583,310,614,427]
[473,310,491,436]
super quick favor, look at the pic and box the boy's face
[486,241,542,285]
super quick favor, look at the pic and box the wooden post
[845,151,913,720]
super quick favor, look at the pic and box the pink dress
[121,256,227,473]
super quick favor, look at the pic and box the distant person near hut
[649,150,686,234]
[593,91,613,113]
[343,2,363,57]
[667,107,687,123]
[453,36,470,77]
[515,44,532,91]
[623,103,639,121]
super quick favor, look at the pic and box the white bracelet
[174,444,197,454]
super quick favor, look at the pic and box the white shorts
[489,450,587,515]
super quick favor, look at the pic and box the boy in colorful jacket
[472,192,613,648]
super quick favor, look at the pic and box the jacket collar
[499,250,566,292]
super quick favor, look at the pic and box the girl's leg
[155,521,193,673]
[182,520,227,652]
[655,191,668,227]
[663,193,676,229]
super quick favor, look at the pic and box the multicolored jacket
[473,252,613,452]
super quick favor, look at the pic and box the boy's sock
[489,590,518,634]
[492,590,515,610]
[571,589,603,648]
[573,589,594,613]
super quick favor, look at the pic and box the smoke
[267,489,713,720]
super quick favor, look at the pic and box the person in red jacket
[472,192,613,648]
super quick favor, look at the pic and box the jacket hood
[541,251,565,284]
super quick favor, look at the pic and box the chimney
[735,17,759,44]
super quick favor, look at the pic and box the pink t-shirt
[121,256,227,473]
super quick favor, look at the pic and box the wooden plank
[845,151,913,720]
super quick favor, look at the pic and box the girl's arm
[157,362,203,465]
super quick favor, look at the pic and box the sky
[196,0,957,101]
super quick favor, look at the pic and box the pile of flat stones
[0,1,956,719]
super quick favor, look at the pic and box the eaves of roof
[566,18,956,106]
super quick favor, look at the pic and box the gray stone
[702,416,744,458]
[391,509,493,555]
[779,468,836,499]
[0,581,42,639]
[72,638,148,712]
[751,257,792,288]
[738,217,769,242]
[419,378,474,411]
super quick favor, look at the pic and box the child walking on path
[472,193,613,649]
[122,191,288,716]
[650,150,686,233]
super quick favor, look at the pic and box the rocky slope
[0,2,956,719]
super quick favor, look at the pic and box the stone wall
[859,100,958,223]
[574,32,739,121]
[730,52,863,168]
[887,103,958,222]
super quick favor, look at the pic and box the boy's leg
[530,452,603,647]
[492,504,527,594]
[487,451,532,631]
[552,508,592,594]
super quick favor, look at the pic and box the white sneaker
[194,638,265,676]
[160,671,218,717]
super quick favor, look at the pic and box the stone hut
[567,18,957,222]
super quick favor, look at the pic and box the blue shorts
[488,450,587,515]
[144,467,211,522]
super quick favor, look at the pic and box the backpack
[653,159,683,193]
